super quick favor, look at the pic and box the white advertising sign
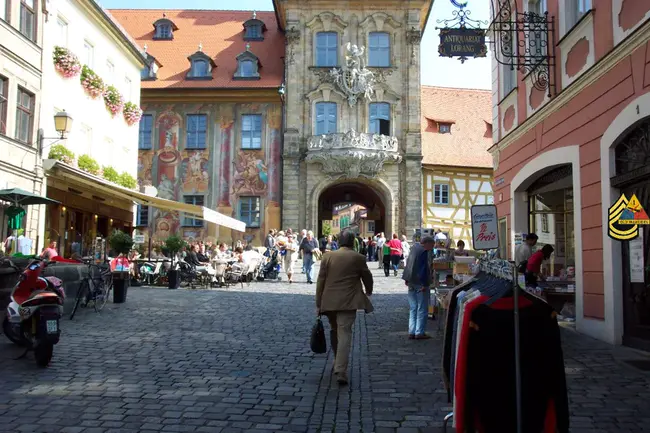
[471,205,500,251]
[629,230,645,283]
[133,234,146,244]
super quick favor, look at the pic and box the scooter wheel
[2,317,25,347]
[34,343,53,367]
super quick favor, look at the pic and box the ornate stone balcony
[306,130,401,178]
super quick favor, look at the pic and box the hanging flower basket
[53,46,82,78]
[80,65,105,99]
[103,85,124,117]
[123,102,143,126]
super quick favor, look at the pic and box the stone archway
[309,177,395,239]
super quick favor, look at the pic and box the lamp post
[38,110,74,157]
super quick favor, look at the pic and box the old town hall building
[112,0,433,244]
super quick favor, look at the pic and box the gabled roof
[421,86,493,169]
[109,9,284,89]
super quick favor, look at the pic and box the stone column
[217,105,234,243]
[265,104,282,232]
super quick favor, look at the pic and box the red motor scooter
[2,258,65,367]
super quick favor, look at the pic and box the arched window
[186,51,215,80]
[315,102,337,135]
[234,47,261,80]
[369,102,390,135]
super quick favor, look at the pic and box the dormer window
[141,49,160,81]
[187,46,216,80]
[234,44,261,80]
[153,16,178,40]
[243,11,267,41]
[439,122,452,134]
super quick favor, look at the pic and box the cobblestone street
[1,267,650,433]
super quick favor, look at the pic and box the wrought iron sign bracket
[490,0,557,97]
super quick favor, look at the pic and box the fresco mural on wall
[267,104,282,205]
[232,150,268,196]
[154,211,180,239]
[181,151,209,193]
[137,151,154,187]
[156,111,182,190]
[218,105,234,207]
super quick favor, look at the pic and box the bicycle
[69,262,113,320]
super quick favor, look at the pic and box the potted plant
[164,235,186,289]
[103,85,124,116]
[80,65,105,99]
[123,102,143,126]
[53,46,82,78]
[108,230,133,303]
[47,144,76,165]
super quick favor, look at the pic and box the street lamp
[53,110,73,139]
[38,110,74,157]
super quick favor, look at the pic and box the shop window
[434,183,449,205]
[566,0,591,31]
[183,195,204,227]
[439,122,452,134]
[138,114,153,150]
[20,0,36,42]
[186,114,207,149]
[498,217,508,259]
[136,205,149,227]
[0,75,7,136]
[368,32,390,67]
[315,102,337,135]
[315,32,338,67]
[369,102,390,135]
[238,196,260,227]
[241,114,262,149]
[15,87,34,144]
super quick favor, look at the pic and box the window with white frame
[106,60,114,77]
[369,102,390,135]
[183,195,204,226]
[315,32,338,67]
[368,32,390,67]
[124,77,132,100]
[566,0,591,31]
[56,16,68,47]
[238,196,261,227]
[241,114,262,149]
[0,0,7,21]
[79,124,92,154]
[434,183,449,205]
[315,102,337,135]
[83,40,94,67]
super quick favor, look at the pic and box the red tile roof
[109,9,284,89]
[421,86,493,169]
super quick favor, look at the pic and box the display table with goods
[430,249,455,323]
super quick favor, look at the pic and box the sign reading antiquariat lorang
[438,28,487,62]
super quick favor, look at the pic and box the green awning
[0,188,60,206]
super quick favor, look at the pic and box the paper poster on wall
[629,230,645,283]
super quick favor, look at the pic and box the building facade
[329,203,375,238]
[0,0,46,251]
[421,86,494,249]
[41,0,146,257]
[111,10,284,246]
[274,0,432,238]
[489,0,650,349]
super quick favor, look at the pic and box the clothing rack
[442,257,522,433]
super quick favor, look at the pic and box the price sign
[470,205,500,251]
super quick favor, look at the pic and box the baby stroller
[257,248,281,281]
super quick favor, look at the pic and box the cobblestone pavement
[1,266,650,433]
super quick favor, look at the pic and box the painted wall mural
[138,103,281,245]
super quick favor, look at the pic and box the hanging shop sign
[608,193,650,241]
[438,27,487,63]
[471,205,499,251]
[133,234,145,244]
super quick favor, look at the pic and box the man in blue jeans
[402,236,435,340]
[299,230,319,283]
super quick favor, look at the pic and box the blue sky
[99,0,491,90]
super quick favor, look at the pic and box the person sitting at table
[214,242,230,260]
[186,243,217,281]
[197,244,210,263]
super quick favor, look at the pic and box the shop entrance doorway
[317,182,386,240]
[612,118,650,351]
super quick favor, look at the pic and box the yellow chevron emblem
[608,194,642,240]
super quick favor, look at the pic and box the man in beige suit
[316,230,373,385]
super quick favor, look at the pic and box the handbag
[313,249,322,260]
[310,316,327,354]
